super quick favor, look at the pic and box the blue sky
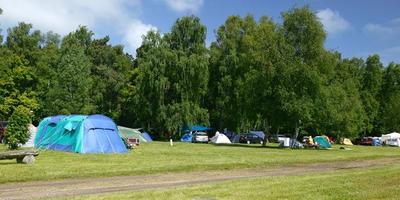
[0,0,399,64]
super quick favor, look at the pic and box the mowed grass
[1,142,400,183]
[67,162,400,200]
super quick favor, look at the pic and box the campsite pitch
[1,142,400,184]
[0,157,398,199]
[1,142,400,199]
[67,159,400,200]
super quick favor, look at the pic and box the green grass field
[1,142,400,183]
[66,162,400,200]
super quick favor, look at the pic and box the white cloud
[0,0,156,55]
[317,8,351,35]
[161,0,204,13]
[123,20,157,54]
[364,18,400,39]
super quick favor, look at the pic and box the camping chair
[303,136,319,149]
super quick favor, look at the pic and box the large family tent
[117,126,151,142]
[35,115,128,153]
[314,136,332,149]
[211,132,231,144]
[21,124,38,147]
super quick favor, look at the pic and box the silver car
[192,132,209,143]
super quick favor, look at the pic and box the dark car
[238,135,248,143]
[243,133,263,144]
[359,137,373,145]
[0,121,8,143]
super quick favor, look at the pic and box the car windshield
[196,132,207,136]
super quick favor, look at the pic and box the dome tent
[211,131,231,144]
[35,115,127,153]
[313,136,332,149]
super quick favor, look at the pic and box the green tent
[117,126,148,142]
[314,136,332,149]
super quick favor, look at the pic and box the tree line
[1,7,399,141]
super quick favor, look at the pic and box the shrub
[4,106,31,150]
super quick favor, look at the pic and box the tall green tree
[135,16,209,135]
[209,15,283,135]
[0,23,40,121]
[87,36,132,121]
[278,6,326,137]
[314,55,366,139]
[361,55,383,135]
[6,22,41,64]
[45,29,94,114]
[34,32,61,118]
[379,62,400,132]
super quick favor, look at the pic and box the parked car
[359,137,373,145]
[243,133,263,144]
[238,135,248,143]
[192,132,209,143]
[0,121,8,143]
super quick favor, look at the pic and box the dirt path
[0,157,398,200]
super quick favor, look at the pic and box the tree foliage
[0,7,399,141]
[3,105,31,150]
[134,16,209,135]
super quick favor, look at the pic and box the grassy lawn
[66,161,400,200]
[1,142,400,183]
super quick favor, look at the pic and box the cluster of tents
[180,127,335,149]
[25,114,152,154]
[180,125,264,144]
[20,115,400,154]
[338,132,400,147]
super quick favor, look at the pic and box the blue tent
[35,115,128,154]
[222,129,235,140]
[142,131,153,142]
[181,133,193,142]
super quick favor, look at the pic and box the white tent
[22,124,37,148]
[211,131,232,144]
[381,132,400,146]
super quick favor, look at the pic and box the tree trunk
[292,123,299,148]
[262,120,269,147]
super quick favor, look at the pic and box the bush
[4,106,31,150]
